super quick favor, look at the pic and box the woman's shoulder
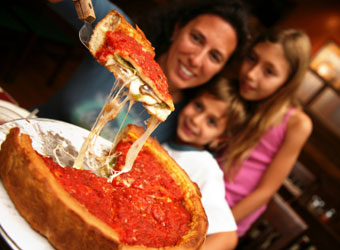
[287,108,313,138]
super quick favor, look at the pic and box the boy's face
[176,93,228,149]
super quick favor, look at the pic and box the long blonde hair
[221,29,311,179]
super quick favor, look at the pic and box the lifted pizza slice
[73,10,174,179]
[89,9,174,121]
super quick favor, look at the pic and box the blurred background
[0,0,339,249]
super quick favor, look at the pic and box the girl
[218,29,313,237]
[162,76,246,250]
[37,0,249,142]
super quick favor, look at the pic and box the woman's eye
[210,52,221,63]
[191,33,201,44]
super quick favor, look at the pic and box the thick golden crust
[88,9,174,112]
[0,127,207,249]
[0,128,122,250]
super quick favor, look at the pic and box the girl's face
[176,93,228,149]
[239,42,290,101]
[161,14,237,92]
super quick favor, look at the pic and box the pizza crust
[0,127,208,250]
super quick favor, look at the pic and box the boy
[162,77,246,250]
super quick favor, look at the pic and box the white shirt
[162,142,237,235]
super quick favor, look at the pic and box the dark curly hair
[139,0,250,66]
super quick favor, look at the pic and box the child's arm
[202,231,238,250]
[232,109,312,222]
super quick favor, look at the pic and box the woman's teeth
[179,63,194,77]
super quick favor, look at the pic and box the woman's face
[161,14,237,92]
[239,42,290,101]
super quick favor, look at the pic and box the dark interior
[0,0,339,249]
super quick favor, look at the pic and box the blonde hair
[221,29,311,179]
[191,76,246,151]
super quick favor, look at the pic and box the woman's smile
[178,61,195,80]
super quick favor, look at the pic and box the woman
[219,29,313,237]
[37,0,249,142]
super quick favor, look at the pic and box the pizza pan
[0,118,111,250]
[0,118,112,167]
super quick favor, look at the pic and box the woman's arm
[202,231,238,250]
[232,109,313,222]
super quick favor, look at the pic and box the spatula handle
[72,0,96,23]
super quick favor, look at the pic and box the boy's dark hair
[140,0,250,66]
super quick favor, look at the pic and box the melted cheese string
[71,75,162,182]
[124,115,160,171]
[110,100,134,152]
[73,79,128,170]
[107,116,160,181]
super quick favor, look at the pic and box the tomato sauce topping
[43,141,191,247]
[95,31,171,102]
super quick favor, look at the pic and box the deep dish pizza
[0,126,208,249]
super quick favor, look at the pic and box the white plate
[0,118,112,250]
[0,100,32,125]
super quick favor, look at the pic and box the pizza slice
[0,126,208,250]
[89,9,174,122]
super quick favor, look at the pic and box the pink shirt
[221,108,295,237]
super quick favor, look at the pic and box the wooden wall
[276,0,340,56]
